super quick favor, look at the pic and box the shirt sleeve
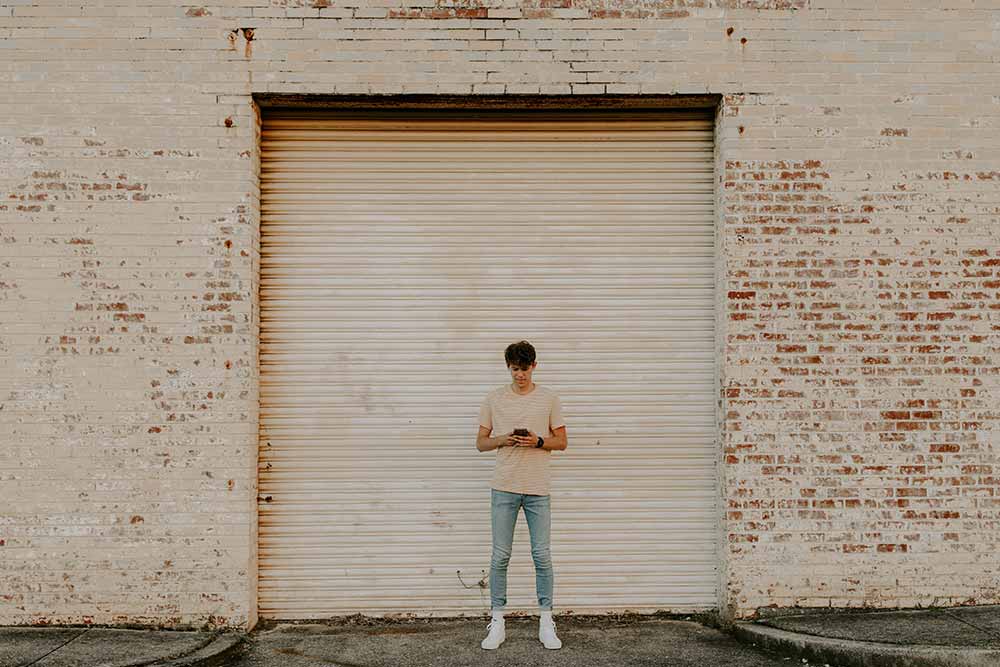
[478,395,492,431]
[550,393,565,430]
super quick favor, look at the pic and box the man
[475,340,568,650]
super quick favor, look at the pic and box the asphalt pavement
[228,613,803,667]
[6,604,1000,667]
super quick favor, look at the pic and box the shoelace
[487,620,503,633]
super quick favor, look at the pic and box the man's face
[508,361,537,388]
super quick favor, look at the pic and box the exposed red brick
[389,7,488,18]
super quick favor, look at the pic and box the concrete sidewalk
[3,604,1000,667]
[735,604,1000,667]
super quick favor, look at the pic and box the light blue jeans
[489,488,553,611]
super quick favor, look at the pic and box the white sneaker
[480,617,505,650]
[539,615,562,649]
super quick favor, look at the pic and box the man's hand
[478,427,519,452]
[511,430,540,447]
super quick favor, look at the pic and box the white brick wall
[1,0,998,629]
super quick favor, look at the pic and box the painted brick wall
[1,0,998,629]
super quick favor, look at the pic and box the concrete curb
[152,632,248,667]
[733,621,1000,667]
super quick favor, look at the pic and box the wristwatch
[535,436,544,448]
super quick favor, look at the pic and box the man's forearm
[477,432,567,452]
[541,432,567,451]
[477,435,503,452]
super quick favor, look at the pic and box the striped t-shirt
[478,383,565,496]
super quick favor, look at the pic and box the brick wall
[1,1,998,628]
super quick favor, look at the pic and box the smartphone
[513,428,529,437]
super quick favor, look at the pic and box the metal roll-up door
[258,108,717,617]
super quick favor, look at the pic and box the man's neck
[511,382,535,395]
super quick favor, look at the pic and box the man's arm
[540,425,568,451]
[476,425,509,452]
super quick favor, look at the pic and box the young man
[475,340,568,650]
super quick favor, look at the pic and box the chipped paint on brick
[721,151,999,616]
[389,6,489,19]
[521,0,806,19]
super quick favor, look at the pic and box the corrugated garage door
[258,107,717,617]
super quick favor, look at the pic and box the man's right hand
[497,432,516,448]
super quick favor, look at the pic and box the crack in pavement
[18,627,91,667]
[939,608,1000,644]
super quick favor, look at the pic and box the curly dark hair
[504,340,536,369]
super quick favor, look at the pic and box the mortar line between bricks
[939,608,1000,644]
[19,627,91,667]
